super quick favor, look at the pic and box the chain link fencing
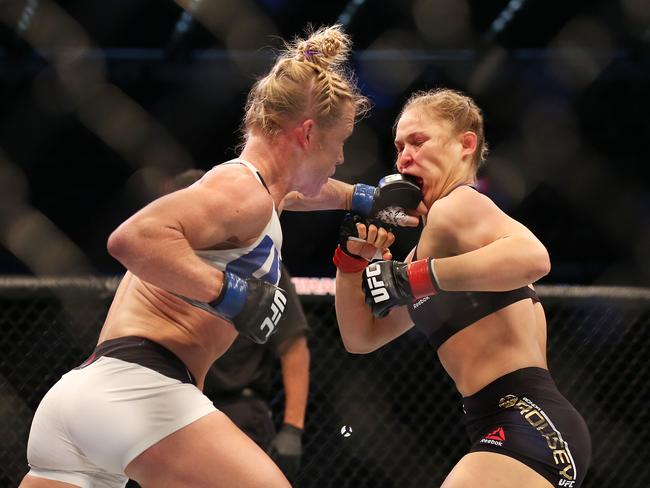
[0,278,648,487]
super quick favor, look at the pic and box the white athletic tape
[374,206,410,226]
[347,237,383,260]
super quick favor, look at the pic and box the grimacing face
[394,107,463,206]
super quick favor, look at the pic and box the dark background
[0,0,648,284]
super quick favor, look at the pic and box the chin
[423,190,436,208]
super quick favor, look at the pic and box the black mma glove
[351,173,422,226]
[362,258,440,317]
[268,423,303,483]
[183,272,287,344]
[332,213,382,271]
[338,212,368,256]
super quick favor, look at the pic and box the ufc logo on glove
[365,263,390,303]
[260,290,287,340]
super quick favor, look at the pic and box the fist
[362,260,412,317]
[351,173,424,227]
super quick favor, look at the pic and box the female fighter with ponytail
[21,25,370,488]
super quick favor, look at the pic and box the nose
[397,151,413,171]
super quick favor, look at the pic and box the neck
[239,133,298,207]
[438,160,476,200]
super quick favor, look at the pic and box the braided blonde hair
[244,25,370,138]
[398,88,489,170]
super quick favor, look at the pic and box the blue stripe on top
[259,245,281,284]
[225,235,280,285]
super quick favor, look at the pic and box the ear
[460,131,477,160]
[295,119,315,150]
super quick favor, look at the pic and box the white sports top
[195,159,283,286]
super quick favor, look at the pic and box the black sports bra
[406,183,539,349]
[407,285,539,349]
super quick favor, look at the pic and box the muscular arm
[107,167,271,302]
[278,336,310,429]
[434,234,550,291]
[281,177,425,229]
[281,178,353,212]
[421,187,551,292]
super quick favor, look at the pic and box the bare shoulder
[426,186,491,231]
[202,164,271,206]
[180,164,274,245]
[423,186,512,255]
[436,185,502,220]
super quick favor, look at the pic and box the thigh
[441,452,552,488]
[217,397,275,450]
[125,411,290,488]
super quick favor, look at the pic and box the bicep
[465,202,549,261]
[119,180,268,250]
[422,190,543,257]
[418,190,550,291]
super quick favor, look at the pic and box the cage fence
[0,278,648,488]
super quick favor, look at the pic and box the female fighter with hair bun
[21,25,370,488]
[334,88,592,488]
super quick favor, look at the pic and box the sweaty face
[393,108,463,207]
[301,102,355,197]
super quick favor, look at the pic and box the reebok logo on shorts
[480,427,506,446]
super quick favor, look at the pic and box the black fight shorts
[463,367,591,488]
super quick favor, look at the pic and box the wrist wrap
[350,184,375,215]
[333,245,368,273]
[407,258,440,299]
[208,271,248,319]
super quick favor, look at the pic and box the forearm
[335,270,380,353]
[108,218,223,302]
[280,336,310,429]
[435,235,550,292]
[282,179,353,212]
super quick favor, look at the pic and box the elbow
[537,246,551,279]
[107,226,136,266]
[527,247,551,283]
[341,337,377,355]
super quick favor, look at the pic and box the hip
[462,367,592,487]
[29,344,217,475]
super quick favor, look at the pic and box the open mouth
[402,173,424,190]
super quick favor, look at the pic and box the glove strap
[280,423,304,436]
[333,246,368,273]
[407,258,440,299]
[208,271,248,319]
[350,184,375,216]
